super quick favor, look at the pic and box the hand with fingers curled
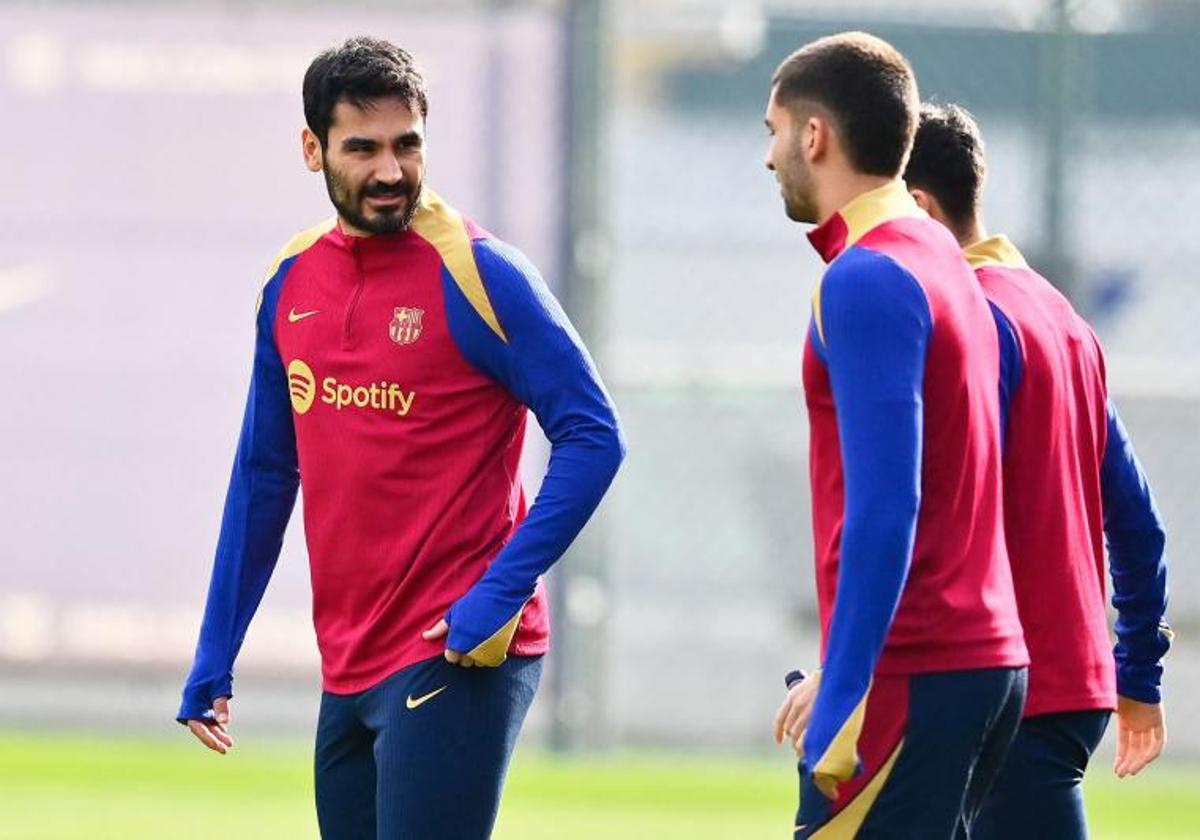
[421,618,477,667]
[185,696,235,755]
[774,669,822,757]
[1114,695,1166,778]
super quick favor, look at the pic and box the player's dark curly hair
[772,32,918,177]
[904,102,986,233]
[303,36,429,148]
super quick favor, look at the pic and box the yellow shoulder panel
[812,279,827,346]
[839,180,924,248]
[466,608,524,667]
[963,234,1028,271]
[410,188,508,343]
[263,218,337,283]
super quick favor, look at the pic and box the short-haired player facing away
[905,102,1171,840]
[763,33,1030,838]
[177,37,625,839]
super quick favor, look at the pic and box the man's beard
[781,140,817,224]
[323,164,421,235]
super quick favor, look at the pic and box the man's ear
[302,128,323,173]
[909,187,937,214]
[804,114,829,164]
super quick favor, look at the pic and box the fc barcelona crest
[389,307,424,346]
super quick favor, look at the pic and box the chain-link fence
[1,0,1196,758]
[599,0,1200,752]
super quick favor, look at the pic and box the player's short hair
[771,32,918,177]
[903,102,986,230]
[303,36,429,147]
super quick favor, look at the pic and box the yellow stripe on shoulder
[263,218,337,283]
[466,608,525,667]
[812,278,827,346]
[410,188,508,343]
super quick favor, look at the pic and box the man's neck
[337,216,373,238]
[958,215,986,249]
[814,172,896,225]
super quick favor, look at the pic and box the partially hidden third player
[176,37,625,839]
[763,33,1030,838]
[905,102,1171,840]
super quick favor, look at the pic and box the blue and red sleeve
[1102,400,1171,702]
[442,237,626,663]
[177,262,300,722]
[804,247,932,794]
[988,302,1023,448]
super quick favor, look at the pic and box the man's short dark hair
[903,102,986,231]
[772,32,918,177]
[303,36,429,147]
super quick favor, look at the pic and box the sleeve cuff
[176,677,233,723]
[447,587,532,667]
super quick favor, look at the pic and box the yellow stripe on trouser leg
[812,739,904,839]
[466,609,524,667]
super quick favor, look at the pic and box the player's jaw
[324,163,421,236]
[776,157,817,224]
[764,102,818,224]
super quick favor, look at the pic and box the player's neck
[816,172,896,225]
[958,216,986,248]
[337,216,374,238]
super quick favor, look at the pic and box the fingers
[1122,727,1166,777]
[1143,725,1166,770]
[774,682,816,748]
[1119,730,1147,778]
[209,722,234,749]
[792,726,807,756]
[783,694,813,742]
[774,697,791,744]
[212,696,231,726]
[422,619,449,641]
[443,649,475,667]
[1114,720,1132,776]
[187,720,232,755]
[424,619,475,667]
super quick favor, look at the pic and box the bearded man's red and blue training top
[178,188,624,719]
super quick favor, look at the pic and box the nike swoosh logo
[288,308,320,323]
[405,686,448,710]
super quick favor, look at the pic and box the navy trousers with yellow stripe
[795,667,1027,839]
[314,653,543,840]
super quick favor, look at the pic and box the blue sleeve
[442,238,626,663]
[804,248,932,794]
[988,302,1023,448]
[1102,399,1171,703]
[176,265,300,722]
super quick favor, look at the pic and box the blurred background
[1,0,1197,837]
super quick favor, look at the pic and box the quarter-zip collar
[807,180,926,264]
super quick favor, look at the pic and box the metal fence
[1,0,1197,758]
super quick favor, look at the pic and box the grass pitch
[0,731,1196,838]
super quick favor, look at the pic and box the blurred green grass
[0,731,1196,838]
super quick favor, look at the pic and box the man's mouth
[366,193,407,211]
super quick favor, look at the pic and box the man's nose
[376,154,404,184]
